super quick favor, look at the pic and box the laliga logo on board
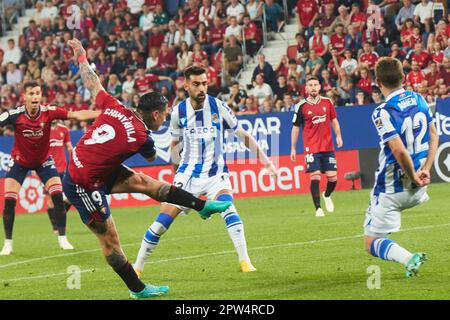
[19,177,45,213]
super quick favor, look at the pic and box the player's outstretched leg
[365,236,426,278]
[216,193,256,272]
[0,191,17,255]
[88,217,169,299]
[46,180,74,250]
[134,204,180,277]
[322,172,337,213]
[310,173,324,217]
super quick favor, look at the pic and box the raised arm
[235,128,277,176]
[67,110,101,121]
[67,38,105,101]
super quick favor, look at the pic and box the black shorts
[62,165,133,225]
[6,157,60,185]
[305,152,337,173]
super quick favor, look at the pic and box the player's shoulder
[372,103,388,120]
[294,99,308,113]
[321,96,334,106]
[8,105,26,116]
[56,123,69,131]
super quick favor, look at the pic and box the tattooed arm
[67,38,105,101]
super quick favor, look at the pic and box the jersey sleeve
[0,111,11,127]
[372,106,399,144]
[417,93,435,124]
[49,106,69,121]
[138,130,157,159]
[96,90,121,111]
[63,127,71,143]
[219,101,239,131]
[292,103,303,127]
[170,106,183,140]
[329,101,337,120]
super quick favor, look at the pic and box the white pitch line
[0,233,205,270]
[2,222,450,283]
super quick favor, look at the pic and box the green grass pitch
[1,183,449,300]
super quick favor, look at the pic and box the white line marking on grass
[2,222,450,283]
[0,233,205,270]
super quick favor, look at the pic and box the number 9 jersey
[371,88,434,196]
[67,90,156,191]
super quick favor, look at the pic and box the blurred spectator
[345,24,362,52]
[273,74,288,103]
[395,0,416,32]
[185,0,200,31]
[251,73,273,108]
[199,0,216,27]
[246,0,263,22]
[227,0,246,22]
[251,54,276,87]
[41,0,59,22]
[337,68,353,105]
[406,59,426,90]
[97,10,116,38]
[370,86,384,104]
[6,62,23,87]
[153,42,176,76]
[330,5,351,33]
[225,16,243,41]
[224,35,243,78]
[202,57,220,96]
[349,3,366,33]
[425,61,443,94]
[154,4,169,30]
[205,17,226,54]
[279,93,296,112]
[358,41,379,72]
[305,49,325,77]
[242,14,260,57]
[3,39,22,66]
[146,47,159,72]
[297,0,319,37]
[174,23,196,48]
[31,1,45,25]
[122,72,136,94]
[341,49,358,76]
[263,0,284,33]
[236,96,259,115]
[139,5,154,33]
[227,81,247,112]
[173,41,193,78]
[413,0,434,34]
[165,20,178,49]
[127,0,145,15]
[321,4,337,35]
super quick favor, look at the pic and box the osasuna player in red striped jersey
[291,76,343,217]
[65,38,231,299]
[46,121,73,234]
[0,81,99,255]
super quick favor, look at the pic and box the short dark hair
[184,66,206,80]
[375,57,403,89]
[23,81,40,92]
[306,75,320,83]
[137,91,168,113]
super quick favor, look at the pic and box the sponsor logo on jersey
[49,138,64,147]
[311,115,327,124]
[22,129,44,137]
[185,126,217,138]
[397,97,417,110]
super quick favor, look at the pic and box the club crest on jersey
[323,107,326,112]
[211,113,219,123]
[41,122,45,128]
[180,118,187,127]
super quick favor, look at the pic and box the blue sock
[217,194,242,228]
[143,213,174,245]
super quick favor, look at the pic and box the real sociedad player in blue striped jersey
[134,66,278,275]
[364,57,439,277]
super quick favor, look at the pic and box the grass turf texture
[1,183,449,300]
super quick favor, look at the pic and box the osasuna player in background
[364,57,438,277]
[290,76,343,217]
[65,38,231,299]
[134,66,278,276]
[46,121,73,234]
[0,81,99,255]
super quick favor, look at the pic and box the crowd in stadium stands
[0,0,449,136]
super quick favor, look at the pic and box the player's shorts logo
[434,142,450,183]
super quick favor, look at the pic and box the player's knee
[327,175,337,183]
[310,174,321,182]
[48,184,63,197]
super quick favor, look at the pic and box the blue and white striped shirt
[170,94,239,178]
[372,88,434,196]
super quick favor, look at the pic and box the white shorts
[168,172,233,212]
[363,187,429,237]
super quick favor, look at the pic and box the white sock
[134,239,156,272]
[386,243,413,266]
[226,223,250,262]
[3,239,13,246]
[221,206,251,262]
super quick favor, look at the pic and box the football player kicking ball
[65,38,231,299]
[133,66,278,276]
[290,76,343,217]
[364,57,438,277]
[0,81,99,255]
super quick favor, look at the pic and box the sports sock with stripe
[134,213,174,272]
[370,238,413,266]
[217,194,250,263]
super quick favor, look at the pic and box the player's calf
[216,194,255,272]
[134,212,175,275]
[48,183,74,250]
[0,192,17,255]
